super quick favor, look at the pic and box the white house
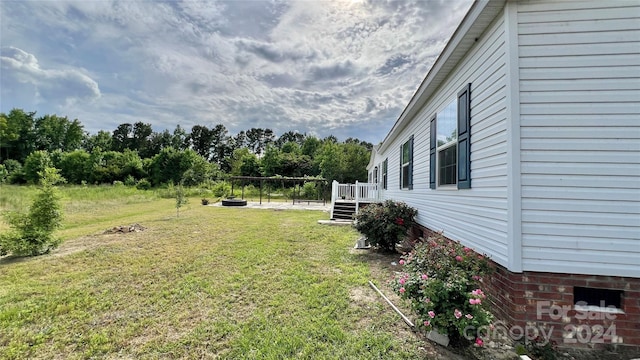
[366,0,640,349]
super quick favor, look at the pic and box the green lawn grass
[0,185,429,359]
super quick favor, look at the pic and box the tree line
[0,108,372,186]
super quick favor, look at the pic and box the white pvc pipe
[368,280,415,329]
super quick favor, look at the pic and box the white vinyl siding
[380,15,510,266]
[518,0,640,277]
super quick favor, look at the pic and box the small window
[400,136,413,190]
[373,166,378,184]
[574,287,623,309]
[382,158,388,190]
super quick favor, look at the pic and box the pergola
[228,176,328,205]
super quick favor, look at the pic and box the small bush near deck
[353,200,417,252]
[392,234,494,346]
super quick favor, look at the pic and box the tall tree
[0,109,36,163]
[111,123,133,152]
[342,141,370,183]
[245,128,275,155]
[209,124,232,171]
[275,131,305,148]
[83,130,112,152]
[132,122,153,157]
[316,142,344,182]
[172,125,189,150]
[232,130,246,151]
[301,136,321,157]
[188,125,212,160]
[34,114,84,153]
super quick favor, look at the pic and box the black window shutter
[429,116,436,189]
[408,135,414,190]
[399,144,403,189]
[457,83,471,189]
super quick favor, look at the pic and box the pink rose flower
[454,309,462,319]
[428,311,435,318]
[399,278,406,285]
[423,320,431,327]
[465,314,473,319]
[421,274,428,280]
[399,287,405,294]
[475,338,484,347]
[399,259,405,265]
[455,255,463,262]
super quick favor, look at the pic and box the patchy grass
[0,186,442,359]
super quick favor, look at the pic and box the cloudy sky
[1,0,472,143]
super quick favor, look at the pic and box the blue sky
[1,0,472,143]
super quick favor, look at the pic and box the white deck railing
[330,180,380,219]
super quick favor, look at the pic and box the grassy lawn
[0,185,436,359]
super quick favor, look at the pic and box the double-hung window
[430,83,471,189]
[382,158,388,190]
[400,136,413,190]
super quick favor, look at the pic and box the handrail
[330,181,380,219]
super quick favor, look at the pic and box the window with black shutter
[430,83,472,189]
[400,136,413,190]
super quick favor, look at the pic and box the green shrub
[210,181,231,198]
[124,175,136,186]
[353,200,417,252]
[3,159,25,184]
[0,167,64,256]
[392,234,494,346]
[302,181,320,199]
[23,150,53,184]
[136,178,151,190]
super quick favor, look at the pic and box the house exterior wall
[368,0,640,350]
[517,0,640,277]
[377,13,512,267]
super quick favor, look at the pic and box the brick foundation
[410,224,640,351]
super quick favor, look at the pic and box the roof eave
[378,0,506,153]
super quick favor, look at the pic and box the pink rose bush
[392,233,494,346]
[353,200,417,252]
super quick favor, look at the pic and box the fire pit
[221,198,247,207]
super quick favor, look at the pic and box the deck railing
[330,180,380,219]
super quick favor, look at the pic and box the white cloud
[0,0,473,142]
[1,46,101,105]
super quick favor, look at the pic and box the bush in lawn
[136,178,151,190]
[353,200,417,252]
[23,150,53,184]
[3,159,25,184]
[392,233,494,347]
[124,174,137,186]
[0,167,64,256]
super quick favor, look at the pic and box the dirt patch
[103,223,146,234]
[50,224,148,258]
